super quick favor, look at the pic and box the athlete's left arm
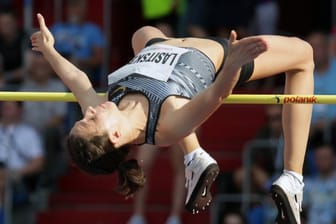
[161,32,267,142]
[160,84,223,143]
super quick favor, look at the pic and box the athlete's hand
[31,13,55,54]
[227,30,267,69]
[214,31,268,98]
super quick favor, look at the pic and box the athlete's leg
[166,145,185,223]
[248,35,314,224]
[249,35,314,174]
[179,133,219,213]
[131,26,168,55]
[128,144,158,224]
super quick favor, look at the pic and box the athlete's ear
[108,130,121,144]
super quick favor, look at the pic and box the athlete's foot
[165,216,181,224]
[184,150,219,214]
[127,215,146,224]
[270,173,304,224]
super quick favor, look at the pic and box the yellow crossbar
[0,92,333,104]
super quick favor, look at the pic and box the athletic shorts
[207,37,254,86]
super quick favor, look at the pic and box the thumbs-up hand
[31,13,55,53]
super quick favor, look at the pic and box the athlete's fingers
[37,13,52,36]
[229,30,237,45]
[257,39,268,53]
[245,40,268,58]
[37,13,46,29]
[253,39,268,56]
[241,37,268,53]
[248,40,267,52]
[30,31,41,40]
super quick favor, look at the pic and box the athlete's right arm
[30,13,106,113]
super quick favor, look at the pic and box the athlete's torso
[107,38,225,144]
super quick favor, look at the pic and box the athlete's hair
[66,133,145,196]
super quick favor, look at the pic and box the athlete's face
[71,102,120,139]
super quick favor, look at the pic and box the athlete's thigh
[248,35,312,81]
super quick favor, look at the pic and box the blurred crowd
[0,0,335,224]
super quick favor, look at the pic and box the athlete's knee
[132,26,154,41]
[292,37,314,71]
[132,26,167,53]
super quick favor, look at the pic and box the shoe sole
[270,185,299,224]
[185,163,220,214]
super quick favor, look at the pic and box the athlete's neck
[115,101,148,146]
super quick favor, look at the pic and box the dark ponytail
[66,133,146,197]
[117,159,145,196]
